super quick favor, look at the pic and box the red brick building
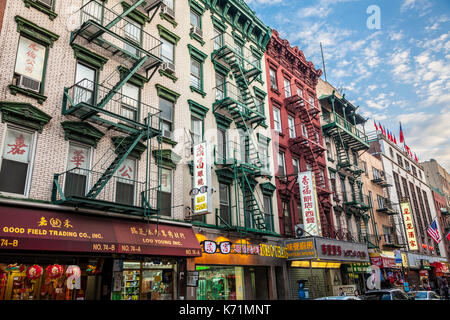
[264,30,332,237]
[432,189,450,259]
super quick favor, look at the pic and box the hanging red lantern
[26,265,43,280]
[46,264,64,279]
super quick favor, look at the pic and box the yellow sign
[400,201,418,251]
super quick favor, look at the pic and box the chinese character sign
[116,158,135,184]
[400,201,418,251]
[3,129,32,163]
[67,145,89,171]
[298,171,321,236]
[193,141,211,215]
[14,37,46,82]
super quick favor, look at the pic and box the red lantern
[46,264,64,279]
[26,265,43,280]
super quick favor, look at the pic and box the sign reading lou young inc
[298,171,321,236]
[192,141,212,215]
[400,200,419,251]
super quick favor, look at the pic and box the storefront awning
[430,262,450,274]
[0,206,201,257]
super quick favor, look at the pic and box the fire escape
[52,0,163,216]
[211,33,269,232]
[284,93,332,234]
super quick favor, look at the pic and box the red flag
[414,153,418,162]
[394,136,397,144]
[399,122,404,143]
[446,232,450,241]
[380,124,385,135]
[374,121,378,131]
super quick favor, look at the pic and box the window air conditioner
[161,61,175,74]
[190,26,203,39]
[162,5,175,20]
[18,75,41,92]
[162,129,173,140]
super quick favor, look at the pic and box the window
[215,72,225,100]
[278,152,285,176]
[296,87,303,98]
[64,142,91,198]
[340,176,347,202]
[383,226,392,243]
[288,116,296,138]
[159,168,172,216]
[162,0,173,9]
[361,161,368,176]
[377,195,385,209]
[161,38,174,64]
[283,201,292,236]
[389,147,394,158]
[219,183,231,225]
[191,116,202,145]
[190,58,201,90]
[159,97,174,139]
[263,195,273,231]
[308,95,315,109]
[292,158,299,174]
[121,82,139,121]
[13,36,47,93]
[283,78,291,98]
[269,68,277,90]
[273,107,282,132]
[74,62,96,105]
[234,44,243,66]
[213,28,223,51]
[372,167,381,180]
[397,154,403,167]
[258,139,269,172]
[190,10,200,28]
[124,21,141,56]
[0,127,35,195]
[301,123,308,138]
[115,158,136,206]
[326,142,333,159]
[412,166,417,177]
[217,128,227,162]
[81,0,102,24]
[405,161,410,172]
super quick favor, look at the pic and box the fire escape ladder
[86,129,146,199]
[238,167,267,230]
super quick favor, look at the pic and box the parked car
[408,291,442,300]
[315,296,362,300]
[364,289,411,300]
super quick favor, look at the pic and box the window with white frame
[213,28,223,51]
[278,152,286,176]
[115,158,136,206]
[288,116,295,138]
[190,57,201,90]
[191,116,202,145]
[296,87,303,98]
[64,142,91,198]
[219,183,231,226]
[13,36,47,93]
[292,158,299,174]
[124,20,141,56]
[284,78,291,98]
[162,0,174,9]
[215,72,225,100]
[74,62,96,105]
[159,168,172,217]
[121,82,139,121]
[0,127,35,195]
[308,95,315,109]
[161,38,174,64]
[269,68,277,90]
[217,128,227,162]
[301,123,308,138]
[263,195,273,231]
[273,107,281,132]
[190,10,201,29]
[159,97,174,139]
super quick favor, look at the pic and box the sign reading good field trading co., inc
[298,171,321,236]
[400,200,418,251]
[192,142,212,215]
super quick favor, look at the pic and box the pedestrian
[339,287,346,296]
[354,290,360,298]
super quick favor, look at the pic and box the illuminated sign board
[193,141,212,215]
[400,201,418,251]
[298,171,321,236]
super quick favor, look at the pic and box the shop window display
[196,266,244,300]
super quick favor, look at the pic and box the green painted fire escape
[52,0,163,216]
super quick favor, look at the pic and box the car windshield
[414,292,428,299]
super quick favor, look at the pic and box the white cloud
[389,31,404,41]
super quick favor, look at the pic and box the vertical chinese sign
[4,129,32,164]
[400,200,418,251]
[193,141,212,215]
[14,37,45,83]
[298,171,321,236]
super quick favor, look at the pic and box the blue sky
[246,0,450,170]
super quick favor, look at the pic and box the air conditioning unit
[161,61,175,74]
[190,26,203,39]
[162,5,175,20]
[36,0,53,8]
[162,129,173,140]
[17,75,41,92]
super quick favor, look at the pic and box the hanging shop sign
[192,141,212,215]
[399,200,418,251]
[0,206,202,257]
[421,259,431,270]
[370,253,399,269]
[345,263,372,273]
[315,237,369,263]
[199,239,288,258]
[298,171,321,236]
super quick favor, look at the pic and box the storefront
[0,205,201,300]
[369,251,404,289]
[405,253,448,290]
[286,237,370,299]
[188,229,288,300]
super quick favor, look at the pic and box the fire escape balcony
[51,167,159,216]
[70,0,162,75]
[284,94,321,121]
[376,197,399,215]
[321,111,369,151]
[288,133,326,159]
[62,79,161,137]
[344,192,372,211]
